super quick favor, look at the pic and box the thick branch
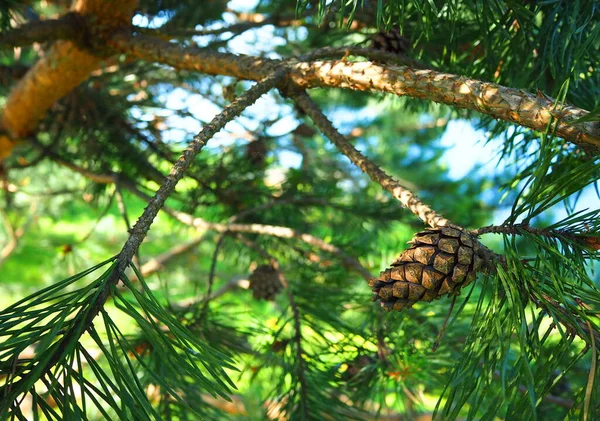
[288,61,600,149]
[106,32,600,149]
[289,89,450,228]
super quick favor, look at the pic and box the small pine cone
[246,138,268,167]
[222,83,237,102]
[249,265,282,301]
[370,226,491,312]
[371,28,410,55]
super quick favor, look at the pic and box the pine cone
[246,138,268,167]
[342,354,376,380]
[249,265,282,301]
[222,83,237,102]
[370,226,491,311]
[371,28,410,55]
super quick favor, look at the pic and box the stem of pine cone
[288,88,450,228]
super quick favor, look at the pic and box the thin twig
[288,89,450,228]
[130,236,207,280]
[208,275,250,301]
[167,209,373,281]
[114,179,373,281]
[114,184,132,232]
[198,232,228,322]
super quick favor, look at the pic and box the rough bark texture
[0,0,138,158]
[107,33,600,150]
[289,61,600,149]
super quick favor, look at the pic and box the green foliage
[0,0,599,420]
[0,259,235,420]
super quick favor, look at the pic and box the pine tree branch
[286,91,600,351]
[472,223,598,251]
[287,88,450,228]
[0,71,284,406]
[170,213,373,281]
[105,32,600,150]
[46,128,599,350]
[199,231,229,321]
[2,20,598,158]
[471,223,574,238]
[157,199,373,281]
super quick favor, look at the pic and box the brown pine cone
[371,28,410,55]
[249,265,282,301]
[246,138,268,167]
[370,226,493,311]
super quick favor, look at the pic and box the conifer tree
[0,1,598,419]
